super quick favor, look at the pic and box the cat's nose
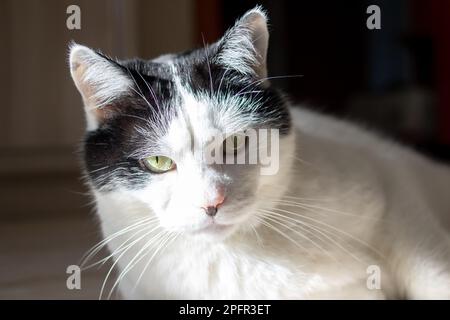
[202,194,225,217]
[203,206,218,217]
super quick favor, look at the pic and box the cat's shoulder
[289,104,450,176]
[289,105,388,148]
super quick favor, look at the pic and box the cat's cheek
[146,201,201,234]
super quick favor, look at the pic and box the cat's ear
[215,6,269,79]
[69,43,133,130]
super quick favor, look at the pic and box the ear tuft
[68,42,133,130]
[216,6,269,79]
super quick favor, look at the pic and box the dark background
[199,0,450,162]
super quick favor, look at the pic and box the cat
[69,6,450,299]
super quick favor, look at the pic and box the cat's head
[69,7,295,241]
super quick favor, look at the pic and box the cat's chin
[189,222,238,241]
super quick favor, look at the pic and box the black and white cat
[69,7,450,299]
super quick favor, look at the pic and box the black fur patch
[173,46,291,135]
[83,46,291,191]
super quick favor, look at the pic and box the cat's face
[70,8,294,240]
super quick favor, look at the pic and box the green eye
[141,156,176,173]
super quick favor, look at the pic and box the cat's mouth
[191,221,234,236]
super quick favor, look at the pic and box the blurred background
[0,0,449,299]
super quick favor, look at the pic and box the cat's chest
[113,232,381,299]
[120,242,313,299]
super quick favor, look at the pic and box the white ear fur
[216,6,269,79]
[69,43,132,130]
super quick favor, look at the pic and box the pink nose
[202,194,225,217]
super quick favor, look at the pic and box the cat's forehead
[140,53,254,138]
[164,76,249,154]
[120,47,290,157]
[165,107,216,156]
[125,46,218,80]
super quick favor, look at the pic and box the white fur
[92,101,450,299]
[73,7,450,300]
[69,43,133,130]
[216,6,269,78]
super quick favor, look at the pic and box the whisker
[120,112,152,123]
[236,74,304,96]
[132,232,180,293]
[98,225,162,300]
[236,90,263,96]
[80,216,157,268]
[82,223,158,270]
[107,230,173,300]
[126,67,155,109]
[270,200,380,221]
[254,216,311,255]
[288,155,316,168]
[202,34,214,97]
[270,207,384,258]
[135,70,162,110]
[259,209,361,263]
[259,212,337,261]
[217,67,230,93]
[250,224,263,247]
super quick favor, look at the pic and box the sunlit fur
[70,7,450,299]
